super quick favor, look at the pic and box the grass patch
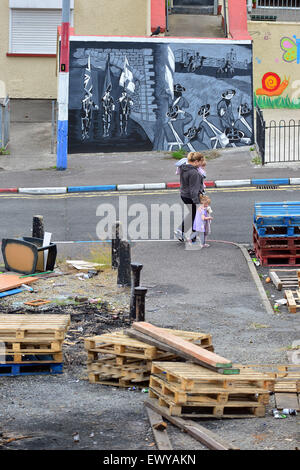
[171,148,221,161]
[88,246,112,270]
[252,155,262,165]
[254,93,300,109]
[171,149,188,160]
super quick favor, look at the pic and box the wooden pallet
[84,329,213,362]
[150,375,270,406]
[284,289,300,313]
[269,269,300,291]
[148,389,266,418]
[151,362,274,393]
[88,358,151,382]
[0,315,71,340]
[88,372,149,388]
[3,350,63,363]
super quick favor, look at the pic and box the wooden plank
[127,330,239,375]
[146,407,173,450]
[284,290,298,313]
[132,322,233,369]
[275,393,300,411]
[269,271,282,290]
[0,274,39,292]
[145,398,239,450]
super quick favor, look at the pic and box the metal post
[32,215,44,239]
[56,0,70,170]
[111,221,123,269]
[135,287,147,322]
[130,263,143,319]
[117,240,131,287]
[223,0,228,37]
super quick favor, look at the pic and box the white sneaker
[174,229,185,242]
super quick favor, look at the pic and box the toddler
[193,195,213,247]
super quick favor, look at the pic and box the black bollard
[130,263,143,320]
[111,221,122,269]
[32,215,44,239]
[117,240,131,287]
[135,287,147,322]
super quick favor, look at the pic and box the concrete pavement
[0,99,300,191]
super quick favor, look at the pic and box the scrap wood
[145,399,239,450]
[0,274,38,293]
[146,407,172,450]
[132,322,237,374]
[24,299,52,306]
[0,434,35,446]
[126,329,237,374]
[66,260,104,271]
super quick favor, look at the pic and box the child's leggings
[199,232,207,245]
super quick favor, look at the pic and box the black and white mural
[68,38,253,153]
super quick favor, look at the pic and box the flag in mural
[81,55,98,140]
[119,56,135,93]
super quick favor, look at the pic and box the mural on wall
[68,39,253,153]
[280,36,300,64]
[256,72,290,97]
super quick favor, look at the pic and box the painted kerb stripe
[144,183,166,190]
[68,185,117,192]
[117,184,145,191]
[215,179,251,187]
[251,178,290,186]
[166,182,180,188]
[0,188,18,193]
[19,187,67,194]
[289,178,300,185]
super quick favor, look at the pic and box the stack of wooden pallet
[149,361,274,419]
[0,314,70,376]
[253,201,300,267]
[239,364,300,412]
[84,328,214,387]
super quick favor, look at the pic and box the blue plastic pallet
[0,362,63,376]
[254,202,300,226]
[254,223,300,237]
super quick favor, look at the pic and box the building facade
[0,0,151,99]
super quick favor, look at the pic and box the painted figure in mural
[102,84,115,138]
[81,92,99,140]
[216,58,234,78]
[216,90,236,129]
[197,104,230,149]
[118,91,133,136]
[80,55,99,140]
[233,103,252,143]
[184,53,206,73]
[164,83,193,151]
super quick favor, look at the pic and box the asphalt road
[1,185,300,243]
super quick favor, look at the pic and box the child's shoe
[185,239,202,250]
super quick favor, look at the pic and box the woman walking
[174,151,205,245]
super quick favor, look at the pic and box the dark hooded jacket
[179,164,204,204]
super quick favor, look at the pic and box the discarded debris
[66,260,104,271]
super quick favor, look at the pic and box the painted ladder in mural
[68,37,253,153]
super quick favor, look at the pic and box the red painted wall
[227,0,252,40]
[151,0,166,33]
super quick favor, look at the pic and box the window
[9,1,74,55]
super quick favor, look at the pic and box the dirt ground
[0,259,299,454]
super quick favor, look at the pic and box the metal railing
[256,106,300,164]
[249,0,300,21]
[0,97,10,150]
